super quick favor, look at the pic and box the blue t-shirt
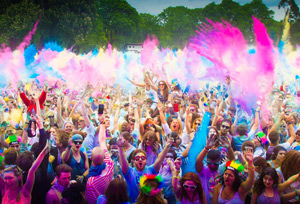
[125,165,157,203]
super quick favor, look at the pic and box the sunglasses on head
[73,141,83,145]
[134,156,146,161]
[183,184,197,190]
[221,125,230,130]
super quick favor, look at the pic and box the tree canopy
[0,0,298,52]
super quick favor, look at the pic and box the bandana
[87,162,106,179]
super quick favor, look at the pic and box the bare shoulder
[214,183,222,193]
[45,189,59,203]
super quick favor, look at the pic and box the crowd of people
[0,73,300,204]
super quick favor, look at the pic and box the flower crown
[225,160,245,173]
[256,132,269,146]
[139,174,164,196]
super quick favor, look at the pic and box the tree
[98,0,140,47]
[138,13,162,41]
[278,0,300,21]
[0,0,40,49]
[158,6,200,48]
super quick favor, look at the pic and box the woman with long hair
[136,174,167,204]
[172,172,207,204]
[212,152,255,204]
[138,131,161,166]
[146,79,171,104]
[251,167,300,204]
[280,150,300,203]
[0,142,49,203]
[97,176,130,204]
[268,146,287,170]
[253,156,270,179]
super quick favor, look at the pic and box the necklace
[223,186,234,199]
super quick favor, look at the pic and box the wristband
[248,165,255,171]
[204,146,209,151]
[172,175,180,180]
[295,190,299,200]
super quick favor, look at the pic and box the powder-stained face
[134,152,147,171]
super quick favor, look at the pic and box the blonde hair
[170,118,183,135]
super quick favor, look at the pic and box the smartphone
[98,104,104,115]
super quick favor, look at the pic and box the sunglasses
[165,155,174,159]
[221,125,230,130]
[207,161,220,166]
[243,147,254,152]
[280,125,286,129]
[183,184,197,190]
[159,83,165,86]
[195,123,201,126]
[73,141,83,145]
[134,156,146,161]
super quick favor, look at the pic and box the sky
[127,0,300,21]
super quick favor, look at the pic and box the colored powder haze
[0,17,299,112]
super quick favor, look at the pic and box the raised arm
[212,100,223,127]
[112,104,121,134]
[286,116,296,145]
[127,78,146,88]
[57,95,65,128]
[171,158,182,198]
[23,141,50,197]
[81,100,91,128]
[278,173,300,193]
[157,102,167,125]
[153,138,173,172]
[62,139,72,163]
[195,134,216,173]
[185,107,193,134]
[145,74,158,92]
[250,107,260,134]
[98,115,106,149]
[240,152,255,194]
[117,134,130,175]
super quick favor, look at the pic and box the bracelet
[204,146,209,151]
[295,190,299,200]
[248,165,255,171]
[172,175,180,179]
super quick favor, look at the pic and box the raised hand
[219,136,230,149]
[117,133,126,147]
[166,137,174,148]
[206,133,217,149]
[174,157,182,170]
[157,102,163,112]
[244,152,253,164]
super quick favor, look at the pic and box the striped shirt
[85,149,114,204]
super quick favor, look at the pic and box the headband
[225,160,244,173]
[139,174,163,196]
[72,134,83,141]
[256,131,269,146]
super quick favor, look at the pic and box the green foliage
[0,0,40,48]
[98,0,140,47]
[0,0,298,52]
